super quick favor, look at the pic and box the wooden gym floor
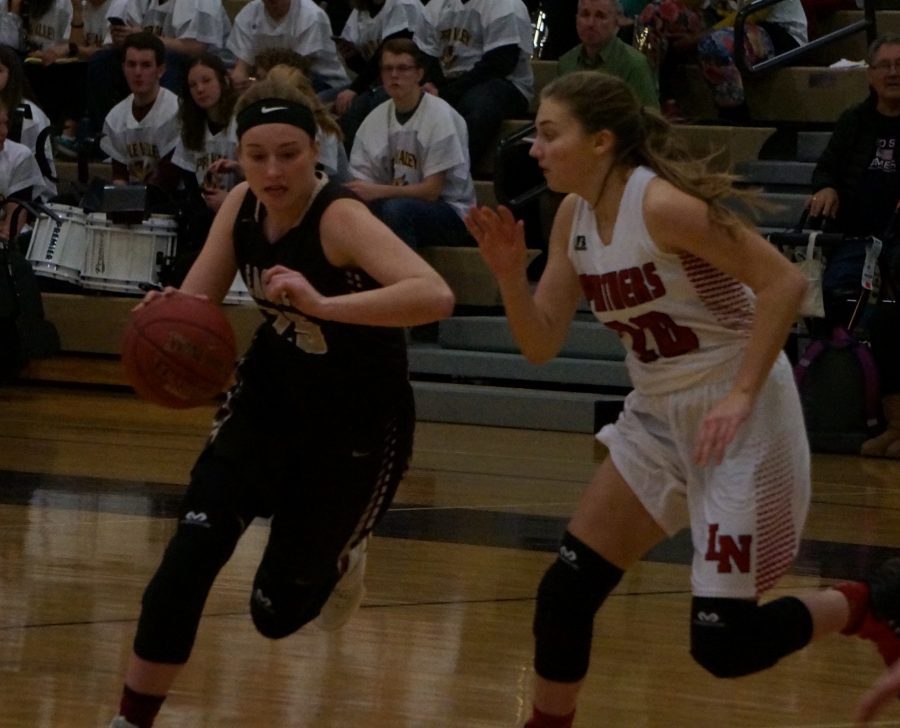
[2,377,900,727]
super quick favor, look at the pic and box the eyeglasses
[870,60,900,73]
[380,64,417,74]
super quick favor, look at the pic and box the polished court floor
[3,381,900,727]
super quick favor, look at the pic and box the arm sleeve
[170,0,228,45]
[624,57,660,110]
[7,154,43,198]
[810,108,855,193]
[439,44,519,101]
[0,11,23,50]
[348,120,387,183]
[225,7,254,64]
[171,138,194,174]
[99,115,128,164]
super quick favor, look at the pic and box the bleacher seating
[26,7,899,432]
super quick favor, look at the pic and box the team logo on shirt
[870,137,897,173]
[440,27,471,47]
[393,150,418,170]
[574,235,587,251]
[705,524,752,574]
[244,264,328,354]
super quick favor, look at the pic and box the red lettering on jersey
[642,262,665,297]
[606,319,656,362]
[602,271,624,311]
[605,311,699,362]
[580,264,667,314]
[618,267,654,307]
[579,275,604,312]
[705,524,752,574]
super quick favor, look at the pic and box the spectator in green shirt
[557,0,659,109]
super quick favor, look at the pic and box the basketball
[121,293,238,409]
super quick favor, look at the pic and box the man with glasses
[333,0,440,153]
[807,33,900,461]
[347,37,476,250]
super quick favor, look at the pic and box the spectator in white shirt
[226,0,349,95]
[349,38,476,250]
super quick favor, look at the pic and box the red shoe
[836,558,900,666]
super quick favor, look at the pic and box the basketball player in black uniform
[109,79,455,728]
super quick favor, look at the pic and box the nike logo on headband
[260,105,288,114]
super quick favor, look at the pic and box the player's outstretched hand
[464,205,527,282]
[263,265,323,317]
[855,661,900,724]
[693,390,753,466]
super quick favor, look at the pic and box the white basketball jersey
[340,0,438,61]
[350,92,475,220]
[100,87,181,183]
[172,118,238,186]
[568,166,755,395]
[425,0,534,103]
[227,0,349,88]
[0,140,44,198]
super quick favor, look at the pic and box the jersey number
[605,311,699,363]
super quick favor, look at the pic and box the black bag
[0,223,61,382]
[794,326,882,454]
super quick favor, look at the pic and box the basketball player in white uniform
[465,71,900,728]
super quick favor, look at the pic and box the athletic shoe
[314,537,368,631]
[836,558,900,666]
[108,717,139,728]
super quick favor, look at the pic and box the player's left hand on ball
[132,286,208,312]
[132,285,179,311]
[693,391,753,466]
[263,265,322,315]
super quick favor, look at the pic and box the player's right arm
[464,195,582,364]
[179,182,246,303]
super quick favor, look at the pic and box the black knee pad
[533,531,624,683]
[690,596,813,678]
[135,504,246,663]
[250,565,340,639]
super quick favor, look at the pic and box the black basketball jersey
[232,178,408,393]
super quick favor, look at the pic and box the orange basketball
[121,293,237,409]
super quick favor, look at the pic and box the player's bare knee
[533,532,623,682]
